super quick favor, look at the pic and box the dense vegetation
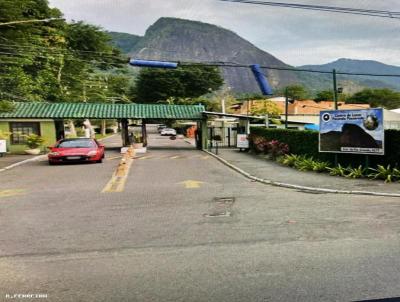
[0,0,130,109]
[346,88,400,109]
[0,2,225,110]
[133,66,224,103]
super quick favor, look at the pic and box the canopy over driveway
[0,102,206,148]
[0,102,205,120]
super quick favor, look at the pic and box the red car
[48,138,105,165]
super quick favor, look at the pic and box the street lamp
[332,69,344,110]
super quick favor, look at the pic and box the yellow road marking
[138,156,153,160]
[102,147,135,193]
[178,180,204,189]
[0,189,26,198]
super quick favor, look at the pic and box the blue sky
[49,0,400,67]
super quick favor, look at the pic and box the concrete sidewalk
[214,148,400,196]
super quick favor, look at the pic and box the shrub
[294,156,315,171]
[24,134,45,149]
[368,165,394,183]
[279,154,300,167]
[311,161,331,173]
[76,128,85,137]
[251,128,322,159]
[250,127,400,168]
[327,164,348,177]
[266,140,289,159]
[133,132,143,143]
[249,135,269,153]
[346,165,367,179]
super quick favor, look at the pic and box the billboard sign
[319,108,384,155]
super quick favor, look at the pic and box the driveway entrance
[0,102,208,150]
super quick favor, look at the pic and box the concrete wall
[0,119,56,154]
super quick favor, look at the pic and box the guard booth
[202,111,253,151]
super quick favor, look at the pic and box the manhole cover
[204,211,232,218]
[204,197,235,218]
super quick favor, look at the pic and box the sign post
[237,134,249,151]
[0,139,6,156]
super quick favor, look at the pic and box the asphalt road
[1,127,400,302]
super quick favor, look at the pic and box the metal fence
[207,126,238,154]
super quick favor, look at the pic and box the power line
[3,48,398,78]
[218,0,400,19]
[1,46,400,79]
[179,61,400,78]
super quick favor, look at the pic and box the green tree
[133,66,224,103]
[315,90,334,102]
[65,21,125,69]
[0,0,64,103]
[347,88,400,109]
[314,90,347,102]
[0,0,128,104]
[250,100,281,116]
[278,85,309,100]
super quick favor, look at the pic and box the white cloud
[49,0,400,66]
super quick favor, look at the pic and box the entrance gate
[0,102,254,151]
[0,102,208,149]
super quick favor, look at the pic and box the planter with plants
[0,130,11,156]
[132,132,144,149]
[24,134,45,155]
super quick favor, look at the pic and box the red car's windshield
[56,139,96,148]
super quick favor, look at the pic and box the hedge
[250,127,400,168]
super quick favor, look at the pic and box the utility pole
[285,87,289,129]
[263,100,269,128]
[333,69,338,110]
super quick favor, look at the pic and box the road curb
[0,154,47,173]
[203,149,400,198]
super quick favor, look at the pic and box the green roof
[0,102,205,120]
